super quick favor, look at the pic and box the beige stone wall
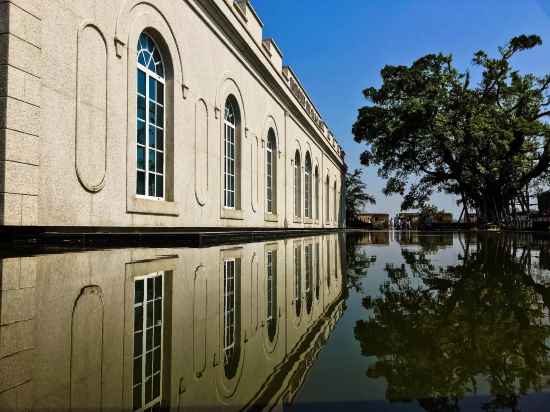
[1,0,346,229]
[0,234,344,409]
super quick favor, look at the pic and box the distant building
[357,213,390,229]
[398,212,453,228]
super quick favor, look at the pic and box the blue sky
[252,0,550,217]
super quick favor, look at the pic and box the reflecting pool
[1,232,550,411]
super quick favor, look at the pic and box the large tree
[353,35,550,223]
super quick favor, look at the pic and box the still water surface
[1,232,549,411]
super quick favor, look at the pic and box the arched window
[314,166,319,221]
[325,176,330,223]
[334,181,338,223]
[294,244,302,317]
[294,151,302,218]
[304,153,312,219]
[223,258,241,380]
[266,250,278,342]
[224,96,241,209]
[136,32,165,199]
[266,130,277,214]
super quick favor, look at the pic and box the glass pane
[137,171,146,195]
[147,278,154,300]
[157,105,164,125]
[148,149,156,172]
[153,347,161,372]
[137,120,146,145]
[154,299,162,323]
[138,96,146,120]
[134,306,143,332]
[146,352,153,376]
[156,152,164,174]
[157,128,164,150]
[148,173,156,197]
[137,70,146,95]
[138,51,147,67]
[157,83,164,105]
[153,373,160,398]
[149,126,156,148]
[149,101,156,124]
[149,77,156,102]
[155,276,162,297]
[134,332,143,356]
[135,280,144,304]
[137,147,145,171]
[154,325,162,346]
[133,384,142,411]
[145,378,152,404]
[146,328,153,351]
[147,301,154,327]
[156,176,164,199]
[133,357,142,385]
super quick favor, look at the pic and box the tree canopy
[353,34,550,222]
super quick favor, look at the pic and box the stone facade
[0,235,345,409]
[0,0,346,230]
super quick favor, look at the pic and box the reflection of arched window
[334,237,339,279]
[266,250,277,342]
[294,245,302,317]
[223,258,241,380]
[326,238,331,288]
[304,153,312,219]
[133,272,164,411]
[266,130,277,214]
[334,181,338,223]
[305,244,313,314]
[136,32,165,199]
[294,151,302,218]
[224,96,241,209]
[315,243,320,301]
[314,166,319,220]
[325,176,330,222]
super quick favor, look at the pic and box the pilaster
[0,1,41,226]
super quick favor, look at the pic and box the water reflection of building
[356,232,390,246]
[395,232,454,250]
[0,235,344,410]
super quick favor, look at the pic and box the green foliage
[353,34,550,221]
[344,169,376,225]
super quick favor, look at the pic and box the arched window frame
[136,32,166,200]
[314,166,320,221]
[294,151,302,219]
[333,181,338,224]
[304,153,312,219]
[223,96,242,210]
[266,129,277,215]
[325,175,330,223]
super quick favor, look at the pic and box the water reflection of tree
[346,235,376,293]
[354,235,550,412]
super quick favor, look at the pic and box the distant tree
[344,169,376,225]
[353,34,550,223]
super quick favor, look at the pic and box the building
[398,212,453,228]
[357,213,390,229]
[0,0,345,231]
[0,235,344,410]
